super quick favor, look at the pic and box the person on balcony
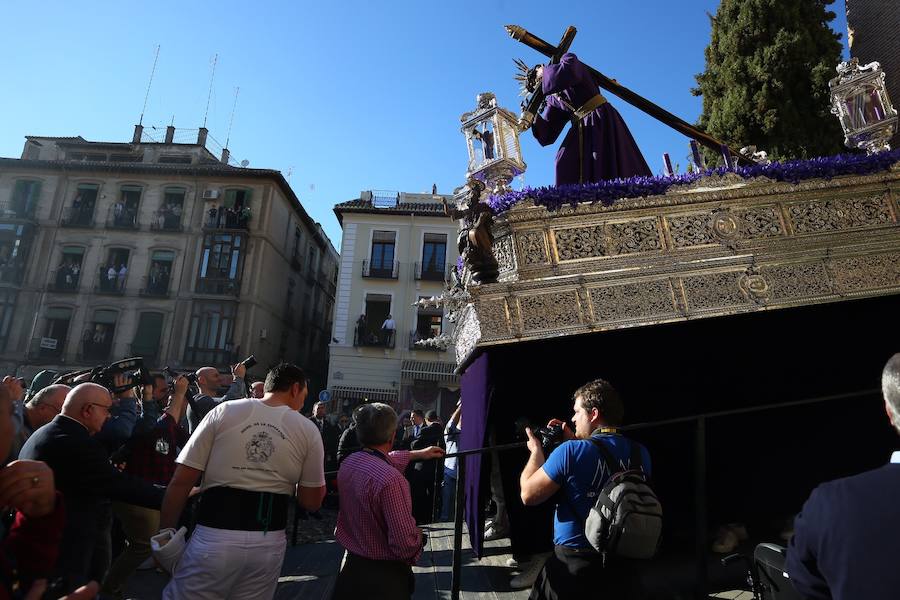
[380,315,396,346]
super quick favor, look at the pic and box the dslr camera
[536,423,565,456]
[163,366,198,387]
[240,355,257,370]
[53,357,154,395]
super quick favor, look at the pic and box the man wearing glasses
[20,382,165,595]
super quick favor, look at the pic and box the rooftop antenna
[139,45,161,126]
[225,86,240,148]
[202,53,218,129]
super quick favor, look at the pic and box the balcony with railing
[0,263,25,285]
[196,278,241,296]
[408,330,446,351]
[106,204,139,230]
[204,208,250,231]
[362,260,399,280]
[61,205,96,228]
[80,336,113,362]
[149,210,184,232]
[48,269,82,293]
[290,251,304,272]
[95,269,128,295]
[0,199,36,222]
[139,274,172,297]
[353,327,396,349]
[414,262,450,283]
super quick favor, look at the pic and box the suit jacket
[409,422,445,476]
[786,459,900,600]
[19,415,164,589]
[313,418,340,469]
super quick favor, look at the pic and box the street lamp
[829,58,898,154]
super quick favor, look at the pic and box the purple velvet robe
[532,53,652,185]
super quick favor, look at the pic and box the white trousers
[162,525,286,600]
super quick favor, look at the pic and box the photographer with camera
[518,379,651,599]
[19,383,165,595]
[186,361,247,434]
[101,374,190,599]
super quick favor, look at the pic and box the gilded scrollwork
[517,230,549,266]
[588,280,676,322]
[738,205,784,238]
[668,214,715,248]
[606,218,662,255]
[554,225,608,261]
[453,305,482,366]
[477,298,511,338]
[681,271,751,312]
[494,235,516,274]
[787,194,894,234]
[828,253,900,293]
[518,291,581,332]
[761,263,833,300]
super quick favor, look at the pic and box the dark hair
[411,409,425,418]
[152,373,166,385]
[425,410,439,422]
[355,403,398,446]
[573,379,624,426]
[264,362,307,393]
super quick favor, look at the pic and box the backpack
[582,437,663,559]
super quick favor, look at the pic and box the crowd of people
[0,351,897,600]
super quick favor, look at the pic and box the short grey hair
[27,384,69,408]
[355,402,398,447]
[883,353,900,435]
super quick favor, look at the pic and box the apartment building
[0,125,338,397]
[327,190,460,417]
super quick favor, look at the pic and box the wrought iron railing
[60,206,95,228]
[353,328,396,348]
[362,260,399,279]
[106,204,139,230]
[414,262,450,282]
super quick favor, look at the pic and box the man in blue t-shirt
[519,378,650,600]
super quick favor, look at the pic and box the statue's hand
[518,111,535,132]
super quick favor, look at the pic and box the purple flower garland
[487,150,900,215]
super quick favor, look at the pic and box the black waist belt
[197,486,289,532]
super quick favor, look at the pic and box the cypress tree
[693,0,845,161]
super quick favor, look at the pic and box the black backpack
[581,438,663,558]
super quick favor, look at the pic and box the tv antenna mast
[139,45,161,126]
[202,53,218,129]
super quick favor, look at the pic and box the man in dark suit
[786,353,900,600]
[312,401,340,472]
[409,410,445,524]
[19,382,165,593]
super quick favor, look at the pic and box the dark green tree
[693,0,845,161]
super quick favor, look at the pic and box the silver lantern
[460,92,526,194]
[829,58,898,154]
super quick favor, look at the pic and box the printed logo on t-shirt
[246,431,276,463]
[155,437,170,456]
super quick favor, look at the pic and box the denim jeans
[440,470,457,521]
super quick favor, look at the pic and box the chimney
[197,127,208,147]
[220,148,230,164]
[165,126,175,144]
[132,124,143,144]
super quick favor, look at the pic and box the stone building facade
[0,127,338,397]
[327,191,460,417]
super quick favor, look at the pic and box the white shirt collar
[890,451,900,464]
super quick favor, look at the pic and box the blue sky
[0,1,848,250]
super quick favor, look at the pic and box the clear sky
[0,0,848,250]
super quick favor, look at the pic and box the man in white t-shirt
[158,362,325,599]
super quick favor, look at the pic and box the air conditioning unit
[202,189,220,200]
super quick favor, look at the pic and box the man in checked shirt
[332,402,445,599]
[101,374,190,599]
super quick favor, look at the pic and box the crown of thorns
[514,58,541,96]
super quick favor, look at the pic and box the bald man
[186,362,246,433]
[20,383,165,594]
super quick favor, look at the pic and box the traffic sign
[318,389,331,403]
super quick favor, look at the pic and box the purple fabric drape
[460,352,490,558]
[532,52,652,185]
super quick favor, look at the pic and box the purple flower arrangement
[487,150,900,215]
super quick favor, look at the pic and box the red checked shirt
[125,413,190,486]
[335,449,422,565]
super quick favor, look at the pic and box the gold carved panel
[517,230,549,266]
[518,291,582,332]
[478,298,511,338]
[552,217,661,262]
[829,252,900,293]
[668,205,785,249]
[681,271,751,312]
[761,263,833,301]
[787,194,894,234]
[589,280,677,322]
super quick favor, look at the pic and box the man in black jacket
[19,382,165,593]
[409,410,444,524]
